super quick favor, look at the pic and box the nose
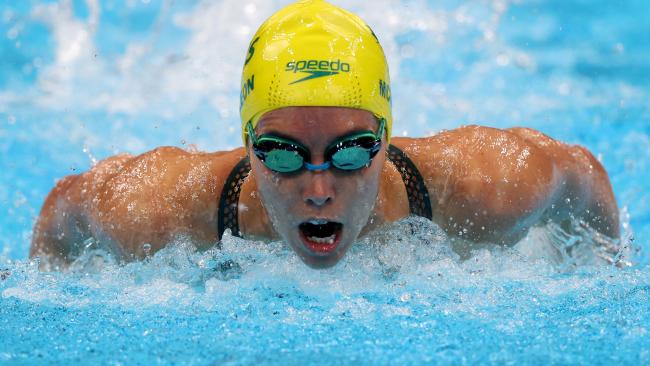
[303,171,335,207]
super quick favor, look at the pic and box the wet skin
[30,107,619,269]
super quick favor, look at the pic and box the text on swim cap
[286,60,351,85]
[379,79,391,104]
[240,75,255,110]
[286,60,351,73]
[244,37,260,66]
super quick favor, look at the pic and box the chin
[288,229,352,269]
[299,252,345,269]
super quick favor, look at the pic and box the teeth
[307,234,336,244]
[308,219,329,225]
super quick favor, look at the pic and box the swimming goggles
[247,118,385,173]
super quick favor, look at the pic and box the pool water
[1,0,649,364]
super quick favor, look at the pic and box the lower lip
[299,228,342,255]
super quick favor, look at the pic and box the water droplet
[6,26,18,40]
[614,43,624,54]
[496,53,510,66]
[143,243,152,257]
[244,3,256,15]
[83,238,95,250]
[7,115,15,125]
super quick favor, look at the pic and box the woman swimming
[30,0,619,269]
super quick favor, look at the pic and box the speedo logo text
[286,59,351,85]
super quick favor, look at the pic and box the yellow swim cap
[240,0,392,145]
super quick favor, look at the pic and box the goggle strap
[377,118,386,140]
[246,120,257,145]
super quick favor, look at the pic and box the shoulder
[89,146,247,253]
[390,125,552,173]
[390,125,559,216]
[87,146,247,230]
[96,146,246,207]
[390,124,561,163]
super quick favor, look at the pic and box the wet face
[248,107,386,269]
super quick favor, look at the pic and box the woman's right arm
[30,147,246,268]
[30,154,134,267]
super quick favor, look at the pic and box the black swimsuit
[217,144,432,240]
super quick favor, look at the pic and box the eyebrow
[258,127,376,143]
[258,130,303,141]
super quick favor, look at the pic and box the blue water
[1,0,649,364]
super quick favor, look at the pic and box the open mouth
[298,220,343,254]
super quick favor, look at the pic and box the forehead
[256,107,378,138]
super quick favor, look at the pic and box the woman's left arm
[392,125,619,244]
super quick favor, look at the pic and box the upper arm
[89,147,225,257]
[32,145,247,263]
[507,127,619,237]
[88,146,249,257]
[438,126,560,242]
[395,126,561,243]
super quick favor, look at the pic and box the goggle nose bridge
[304,161,332,171]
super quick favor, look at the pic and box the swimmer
[30,0,619,269]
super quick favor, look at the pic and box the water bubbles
[496,53,510,67]
[143,243,152,257]
[557,82,571,95]
[14,192,27,208]
[2,9,14,23]
[7,115,15,125]
[83,238,96,250]
[32,57,43,69]
[82,144,98,166]
[400,44,416,58]
[6,26,19,40]
[614,43,625,54]
[493,1,507,13]
[21,63,33,75]
[244,3,257,15]
[0,269,10,281]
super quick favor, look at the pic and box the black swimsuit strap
[385,144,433,220]
[217,145,432,239]
[217,156,251,240]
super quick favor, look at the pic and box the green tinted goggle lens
[247,119,384,173]
[331,146,371,170]
[264,149,304,173]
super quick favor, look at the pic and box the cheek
[253,166,299,215]
[342,164,382,212]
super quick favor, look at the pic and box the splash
[1,0,649,363]
[1,216,636,310]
